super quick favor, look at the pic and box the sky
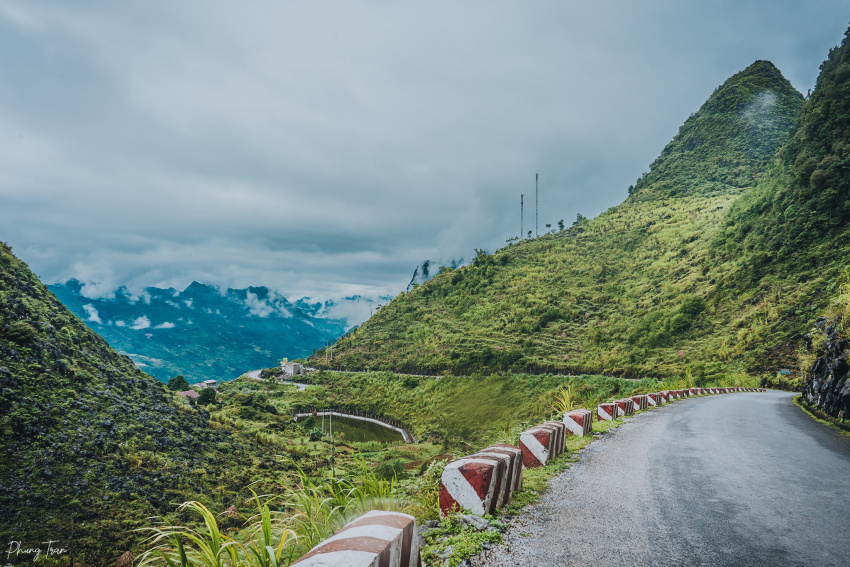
[1,1,848,303]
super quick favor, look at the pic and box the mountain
[712,31,850,277]
[0,242,273,562]
[629,60,804,201]
[49,280,350,383]
[316,56,830,381]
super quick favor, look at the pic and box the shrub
[166,375,189,391]
[197,388,216,405]
[375,459,407,481]
[7,321,36,344]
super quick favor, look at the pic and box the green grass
[792,396,850,436]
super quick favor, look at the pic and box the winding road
[479,391,850,567]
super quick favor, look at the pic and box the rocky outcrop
[802,318,850,419]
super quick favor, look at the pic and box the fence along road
[478,390,850,567]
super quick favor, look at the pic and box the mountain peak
[629,60,803,200]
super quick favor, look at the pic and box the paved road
[244,369,307,390]
[479,391,850,567]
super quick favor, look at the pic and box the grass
[792,396,850,436]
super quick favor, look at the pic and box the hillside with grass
[316,47,850,382]
[0,242,297,563]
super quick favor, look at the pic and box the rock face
[802,318,850,419]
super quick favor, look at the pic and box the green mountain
[0,243,278,563]
[318,38,850,382]
[49,279,350,384]
[630,60,804,201]
[713,31,850,276]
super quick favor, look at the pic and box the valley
[2,21,849,567]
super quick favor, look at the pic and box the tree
[197,388,216,405]
[167,375,189,391]
[558,219,565,231]
[574,213,586,226]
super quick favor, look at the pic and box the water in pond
[319,415,404,444]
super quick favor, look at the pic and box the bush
[308,427,324,442]
[167,375,189,391]
[7,321,36,344]
[375,459,407,481]
[197,388,216,405]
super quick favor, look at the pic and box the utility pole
[521,194,524,240]
[535,173,539,238]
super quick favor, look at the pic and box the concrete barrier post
[481,444,523,495]
[468,452,510,512]
[615,398,635,417]
[291,510,420,567]
[563,409,593,437]
[543,421,567,456]
[520,426,555,468]
[440,457,498,517]
[597,402,617,421]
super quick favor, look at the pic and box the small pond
[319,415,404,444]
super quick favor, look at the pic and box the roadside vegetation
[138,377,740,567]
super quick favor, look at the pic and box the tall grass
[138,460,401,567]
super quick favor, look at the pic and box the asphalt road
[478,391,850,567]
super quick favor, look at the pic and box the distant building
[196,379,218,389]
[177,390,199,399]
[282,361,304,376]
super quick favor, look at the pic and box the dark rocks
[802,329,850,419]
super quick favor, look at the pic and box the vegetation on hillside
[317,39,850,383]
[630,60,804,201]
[713,27,850,276]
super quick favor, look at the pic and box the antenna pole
[521,194,524,240]
[535,173,539,237]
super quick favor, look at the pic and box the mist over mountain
[407,258,467,291]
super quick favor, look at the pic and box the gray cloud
[1,1,847,301]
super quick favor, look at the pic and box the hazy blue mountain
[49,279,352,383]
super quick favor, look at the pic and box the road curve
[478,391,850,567]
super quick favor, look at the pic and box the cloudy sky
[1,1,848,301]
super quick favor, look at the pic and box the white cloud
[130,316,151,330]
[79,281,116,300]
[154,321,175,329]
[115,320,126,327]
[0,1,846,302]
[81,303,102,323]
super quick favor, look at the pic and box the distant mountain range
[49,279,389,383]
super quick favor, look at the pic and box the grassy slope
[0,243,293,564]
[319,60,809,381]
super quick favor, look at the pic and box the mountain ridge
[313,55,845,381]
[49,278,349,383]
